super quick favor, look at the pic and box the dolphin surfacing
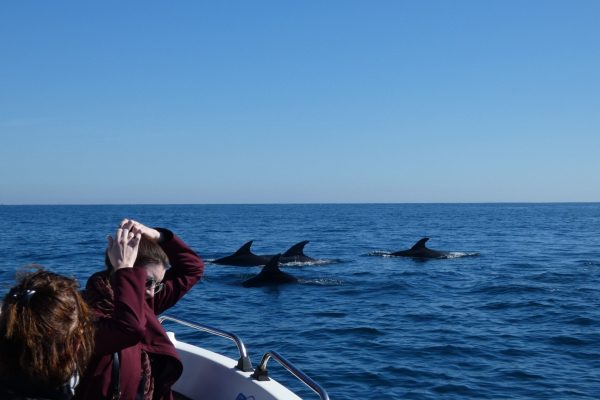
[242,254,298,287]
[212,240,272,266]
[213,240,315,266]
[280,240,315,263]
[391,237,455,259]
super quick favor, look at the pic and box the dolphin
[280,240,315,263]
[242,254,298,287]
[213,240,315,266]
[212,240,271,266]
[391,238,455,259]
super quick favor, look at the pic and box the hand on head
[107,226,142,271]
[119,219,161,241]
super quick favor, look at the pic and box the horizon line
[1,201,599,206]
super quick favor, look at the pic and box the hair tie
[12,289,36,304]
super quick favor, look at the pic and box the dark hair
[0,267,94,388]
[105,236,169,271]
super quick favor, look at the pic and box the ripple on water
[499,348,539,357]
[404,312,449,323]
[526,271,579,283]
[469,284,548,295]
[576,259,600,267]
[565,316,597,326]
[561,350,600,361]
[432,383,479,396]
[501,369,545,381]
[299,278,346,286]
[549,335,591,346]
[381,365,449,380]
[338,326,385,337]
[348,270,374,278]
[352,370,393,387]
[478,300,552,311]
[367,250,392,257]
[311,311,347,318]
[417,344,488,358]
[280,259,344,267]
[304,326,385,340]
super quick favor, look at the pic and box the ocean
[0,204,598,399]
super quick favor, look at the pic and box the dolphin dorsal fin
[411,238,430,250]
[282,240,309,257]
[262,254,282,272]
[233,240,254,256]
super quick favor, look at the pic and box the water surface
[0,204,598,399]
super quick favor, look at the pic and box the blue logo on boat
[236,394,255,400]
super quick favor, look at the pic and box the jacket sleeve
[152,228,204,314]
[92,268,148,355]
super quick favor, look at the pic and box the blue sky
[1,1,598,204]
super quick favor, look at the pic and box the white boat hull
[170,334,302,400]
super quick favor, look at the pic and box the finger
[116,228,124,243]
[131,224,144,236]
[121,219,135,231]
[130,232,142,248]
[107,235,114,250]
[130,221,142,234]
[120,218,129,228]
[121,228,130,243]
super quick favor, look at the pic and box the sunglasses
[145,277,165,294]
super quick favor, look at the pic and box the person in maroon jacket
[75,219,204,400]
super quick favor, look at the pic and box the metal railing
[158,315,253,372]
[251,350,330,400]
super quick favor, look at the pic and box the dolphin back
[410,237,430,250]
[282,240,309,257]
[262,254,282,272]
[233,240,255,255]
[243,254,298,287]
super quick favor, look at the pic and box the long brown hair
[0,267,94,388]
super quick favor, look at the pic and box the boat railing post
[251,350,330,400]
[158,315,253,372]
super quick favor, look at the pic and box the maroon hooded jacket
[75,229,204,400]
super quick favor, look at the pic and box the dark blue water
[1,204,599,399]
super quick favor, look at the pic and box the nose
[146,284,156,298]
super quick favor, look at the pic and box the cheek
[144,263,167,281]
[157,271,166,282]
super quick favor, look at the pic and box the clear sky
[1,1,598,204]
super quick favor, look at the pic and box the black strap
[111,352,121,400]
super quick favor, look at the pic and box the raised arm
[86,227,147,355]
[115,219,204,314]
[153,228,204,314]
